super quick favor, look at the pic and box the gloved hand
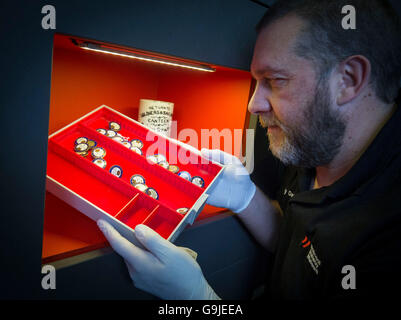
[97,219,221,300]
[201,148,256,213]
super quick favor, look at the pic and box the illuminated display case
[43,34,255,264]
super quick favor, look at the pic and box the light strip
[79,42,216,72]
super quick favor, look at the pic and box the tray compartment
[142,204,184,239]
[50,122,205,211]
[47,105,224,242]
[115,193,160,228]
[80,107,222,189]
[47,140,136,216]
[80,107,152,150]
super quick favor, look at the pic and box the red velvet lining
[81,107,222,185]
[47,106,221,238]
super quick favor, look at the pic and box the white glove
[201,148,256,213]
[97,219,221,300]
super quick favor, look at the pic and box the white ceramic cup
[138,99,174,137]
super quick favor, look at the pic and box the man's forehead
[251,64,291,77]
[251,14,306,76]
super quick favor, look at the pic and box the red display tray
[46,105,223,245]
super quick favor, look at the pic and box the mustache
[258,115,283,129]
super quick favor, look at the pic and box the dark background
[0,0,266,300]
[1,0,400,301]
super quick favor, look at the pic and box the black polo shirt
[251,102,401,300]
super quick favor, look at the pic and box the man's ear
[336,55,371,105]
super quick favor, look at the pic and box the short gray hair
[257,0,401,104]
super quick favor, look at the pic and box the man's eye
[266,78,288,87]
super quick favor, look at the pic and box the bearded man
[97,0,401,300]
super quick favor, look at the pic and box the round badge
[87,139,97,149]
[176,207,189,215]
[75,137,88,145]
[106,130,117,138]
[109,165,123,178]
[168,165,180,174]
[134,183,148,192]
[145,187,159,200]
[130,146,143,155]
[96,129,107,135]
[109,121,121,132]
[76,151,88,157]
[131,139,144,149]
[158,161,169,169]
[178,171,192,181]
[91,147,106,159]
[130,174,146,186]
[92,158,107,169]
[154,154,167,163]
[112,136,124,143]
[191,176,205,188]
[74,143,89,152]
[122,141,132,148]
[147,155,159,164]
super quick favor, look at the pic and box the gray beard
[266,80,346,168]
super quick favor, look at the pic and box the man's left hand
[97,219,220,300]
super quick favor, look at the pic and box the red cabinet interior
[43,33,253,263]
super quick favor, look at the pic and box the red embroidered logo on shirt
[301,236,321,275]
[301,236,311,248]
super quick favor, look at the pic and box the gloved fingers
[177,246,198,260]
[124,259,137,280]
[224,161,251,177]
[200,148,242,166]
[205,193,228,209]
[97,219,150,269]
[134,224,179,263]
[123,260,148,291]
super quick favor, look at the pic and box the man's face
[249,15,346,168]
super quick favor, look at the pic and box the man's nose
[248,82,272,115]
